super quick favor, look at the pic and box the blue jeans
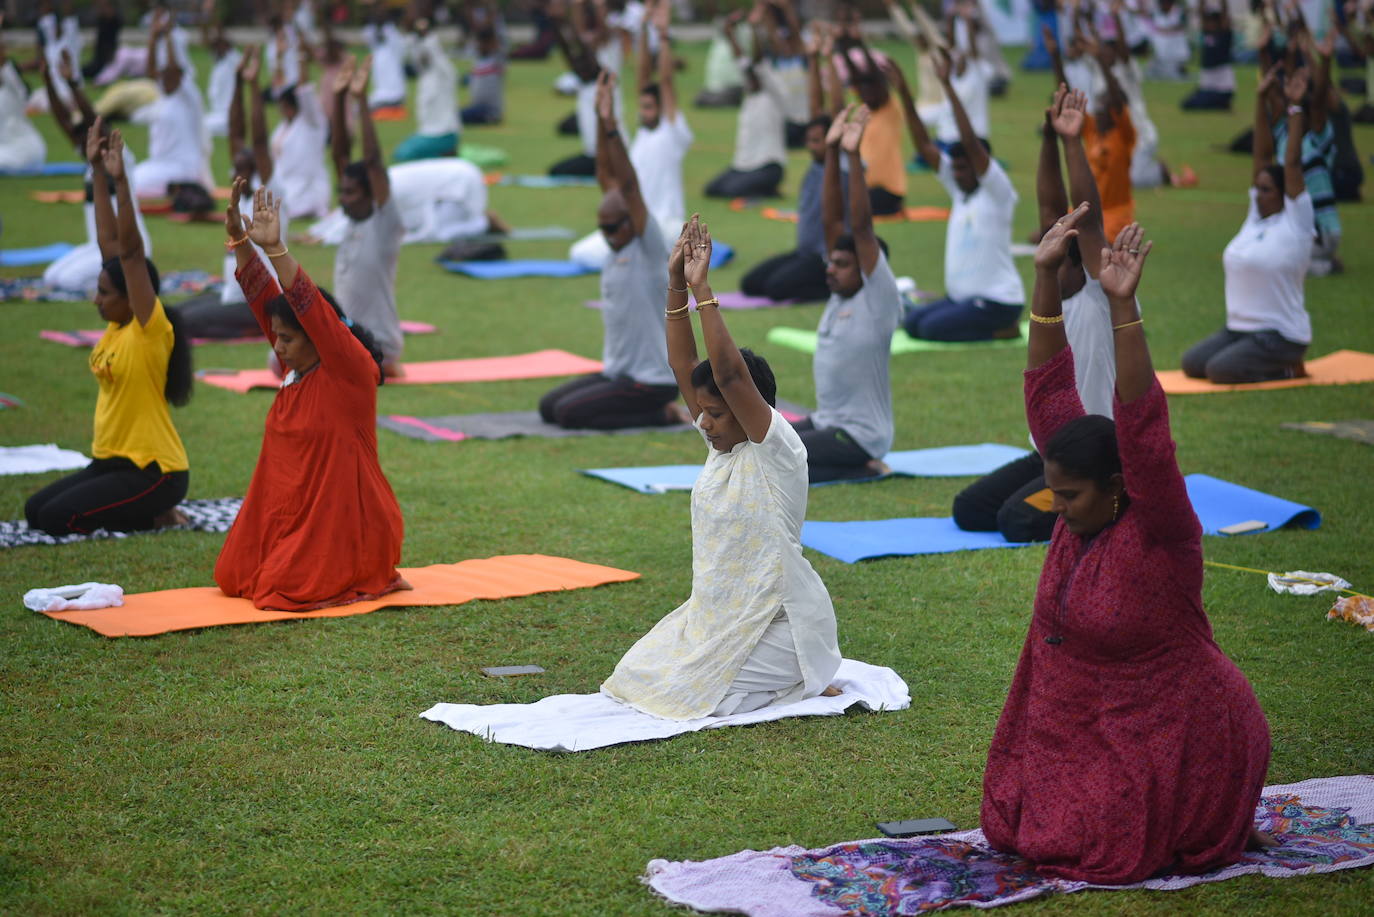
[904,297,1023,342]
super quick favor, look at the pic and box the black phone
[876,817,957,837]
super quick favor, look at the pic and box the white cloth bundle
[23,582,124,612]
[0,444,90,476]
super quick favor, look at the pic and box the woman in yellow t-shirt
[26,122,193,536]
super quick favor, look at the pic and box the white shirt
[270,84,331,219]
[601,410,841,721]
[1062,276,1118,419]
[0,63,45,170]
[1223,190,1314,344]
[934,57,994,143]
[389,158,488,242]
[409,32,459,136]
[732,61,787,171]
[264,25,301,89]
[365,22,408,106]
[631,112,692,229]
[147,79,212,188]
[938,155,1024,306]
[336,196,405,360]
[204,49,242,135]
[600,218,675,386]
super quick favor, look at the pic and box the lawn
[1,36,1372,915]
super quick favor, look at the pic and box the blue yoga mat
[499,174,599,188]
[581,443,1029,494]
[0,242,76,267]
[440,259,599,279]
[1184,473,1322,535]
[0,162,86,177]
[800,475,1322,563]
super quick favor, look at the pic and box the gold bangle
[1028,312,1064,325]
[665,313,690,321]
[665,303,690,316]
[263,246,288,258]
[694,297,720,310]
[225,234,250,250]
[668,285,688,293]
[1113,318,1143,332]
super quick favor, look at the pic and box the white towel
[0,444,89,476]
[23,582,124,612]
[419,658,910,752]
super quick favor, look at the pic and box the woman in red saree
[980,208,1272,884]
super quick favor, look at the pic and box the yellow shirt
[859,98,908,198]
[89,297,189,472]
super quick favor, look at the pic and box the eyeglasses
[598,217,628,234]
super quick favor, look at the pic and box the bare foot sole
[1247,827,1278,850]
[821,685,843,697]
[153,507,189,529]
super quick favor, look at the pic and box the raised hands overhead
[247,185,284,251]
[1034,201,1089,272]
[240,44,261,83]
[85,116,106,165]
[349,54,373,99]
[1283,65,1309,105]
[839,103,870,153]
[1050,84,1087,138]
[825,101,852,147]
[102,128,126,180]
[595,69,616,123]
[1097,222,1151,301]
[58,48,75,83]
[225,175,249,242]
[682,214,713,292]
[333,53,356,96]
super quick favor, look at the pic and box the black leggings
[549,152,596,177]
[951,451,1056,543]
[25,457,189,536]
[791,417,876,484]
[539,373,680,429]
[703,163,784,199]
[740,250,830,303]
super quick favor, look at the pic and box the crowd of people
[7,0,1368,887]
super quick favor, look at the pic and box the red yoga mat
[198,349,603,393]
[40,555,640,637]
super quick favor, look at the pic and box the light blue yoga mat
[581,443,1030,494]
[1184,473,1321,535]
[499,175,598,188]
[440,259,598,279]
[0,243,76,267]
[800,474,1322,563]
[0,162,86,177]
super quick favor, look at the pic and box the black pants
[791,417,875,484]
[869,186,905,216]
[952,451,1056,543]
[904,297,1023,341]
[173,293,263,339]
[703,163,783,199]
[740,250,830,303]
[785,121,807,149]
[539,373,680,429]
[1181,88,1233,110]
[1180,328,1307,384]
[549,153,596,177]
[25,457,189,536]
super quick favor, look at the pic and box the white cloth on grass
[421,658,909,751]
[23,582,124,613]
[602,411,842,720]
[0,445,90,476]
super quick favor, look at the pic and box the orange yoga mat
[198,349,603,393]
[41,555,640,637]
[1157,350,1374,395]
[31,188,232,205]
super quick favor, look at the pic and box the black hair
[831,234,890,258]
[689,348,777,408]
[278,86,299,110]
[947,137,994,160]
[263,286,386,385]
[641,83,661,103]
[807,114,832,133]
[342,161,373,198]
[1067,235,1082,266]
[1260,164,1284,192]
[1044,414,1126,500]
[100,256,193,407]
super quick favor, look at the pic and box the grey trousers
[1180,328,1308,384]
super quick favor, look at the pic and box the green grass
[2,41,1373,915]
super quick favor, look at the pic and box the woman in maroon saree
[979,208,1272,884]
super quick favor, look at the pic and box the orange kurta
[214,258,404,611]
[1083,109,1136,243]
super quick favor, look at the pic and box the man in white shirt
[362,10,407,109]
[394,20,459,161]
[703,10,786,198]
[131,13,212,201]
[900,52,1024,341]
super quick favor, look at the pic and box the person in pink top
[979,208,1274,884]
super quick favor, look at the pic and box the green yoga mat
[459,143,509,169]
[766,321,1030,355]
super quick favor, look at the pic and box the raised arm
[1281,67,1309,199]
[87,119,118,261]
[821,104,850,253]
[1099,223,1149,402]
[722,11,762,94]
[329,54,355,181]
[595,71,648,235]
[652,0,677,123]
[666,218,703,420]
[104,131,157,327]
[1044,23,1069,90]
[840,105,879,275]
[635,0,654,91]
[349,56,390,206]
[1252,64,1279,181]
[40,56,81,148]
[1307,28,1332,132]
[1027,203,1087,369]
[880,54,939,168]
[224,176,281,340]
[227,47,249,167]
[245,49,273,183]
[935,49,989,176]
[1051,86,1107,277]
[1036,107,1068,233]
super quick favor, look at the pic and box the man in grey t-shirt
[329,55,404,376]
[539,72,681,429]
[794,103,901,483]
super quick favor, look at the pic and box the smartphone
[1218,519,1268,536]
[479,665,546,677]
[876,817,957,837]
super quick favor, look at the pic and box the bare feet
[1247,827,1278,850]
[664,401,693,425]
[864,459,891,478]
[152,506,189,529]
[821,685,843,697]
[394,576,414,592]
[382,361,405,379]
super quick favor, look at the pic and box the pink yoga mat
[198,349,604,393]
[41,321,438,349]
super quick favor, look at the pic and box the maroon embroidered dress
[979,347,1270,884]
[214,258,405,611]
